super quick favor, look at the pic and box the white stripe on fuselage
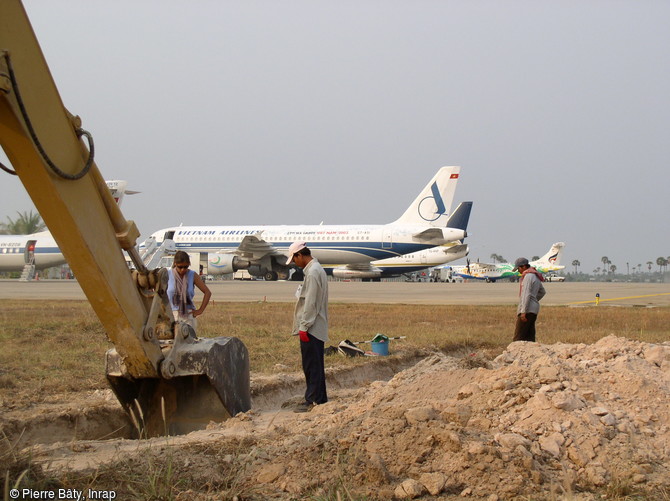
[153,223,457,265]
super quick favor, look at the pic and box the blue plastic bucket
[371,340,389,356]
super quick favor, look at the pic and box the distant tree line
[0,210,45,235]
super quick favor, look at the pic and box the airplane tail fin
[444,201,473,232]
[532,242,565,269]
[392,166,461,226]
[105,180,140,207]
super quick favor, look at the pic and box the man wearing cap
[512,257,546,342]
[286,241,329,412]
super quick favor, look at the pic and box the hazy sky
[2,1,669,273]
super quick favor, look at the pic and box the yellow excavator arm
[0,0,249,436]
[0,0,163,377]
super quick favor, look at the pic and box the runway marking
[568,292,670,305]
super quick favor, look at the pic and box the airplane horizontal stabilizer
[444,243,468,256]
[412,227,447,242]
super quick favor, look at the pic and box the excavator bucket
[106,324,250,437]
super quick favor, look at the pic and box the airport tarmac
[1,279,669,307]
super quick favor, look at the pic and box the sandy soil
[2,336,669,500]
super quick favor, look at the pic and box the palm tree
[601,256,610,274]
[490,253,505,264]
[571,259,580,273]
[657,257,669,273]
[0,210,45,235]
[610,264,617,275]
[647,261,653,273]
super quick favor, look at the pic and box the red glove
[299,330,309,342]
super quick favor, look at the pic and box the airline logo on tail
[394,166,460,227]
[418,180,449,222]
[106,180,139,207]
[533,242,565,272]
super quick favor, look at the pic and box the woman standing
[167,250,211,329]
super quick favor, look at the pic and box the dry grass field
[0,299,667,403]
[1,300,669,501]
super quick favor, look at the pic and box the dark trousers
[300,334,328,405]
[514,313,538,342]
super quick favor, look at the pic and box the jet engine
[207,253,250,275]
[332,267,383,280]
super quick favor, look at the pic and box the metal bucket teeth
[106,332,250,437]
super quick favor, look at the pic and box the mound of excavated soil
[239,335,670,499]
[11,336,670,499]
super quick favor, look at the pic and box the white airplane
[331,202,472,280]
[149,166,468,281]
[0,181,136,273]
[447,242,566,282]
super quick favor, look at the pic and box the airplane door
[382,230,393,249]
[24,240,36,265]
[198,252,208,276]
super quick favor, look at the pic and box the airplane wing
[233,234,286,260]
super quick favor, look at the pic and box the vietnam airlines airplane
[0,181,136,274]
[448,242,566,282]
[147,166,468,281]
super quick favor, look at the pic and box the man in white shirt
[286,241,329,411]
[512,257,546,342]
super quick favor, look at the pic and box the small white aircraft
[447,242,566,282]
[0,181,136,274]
[150,166,468,280]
